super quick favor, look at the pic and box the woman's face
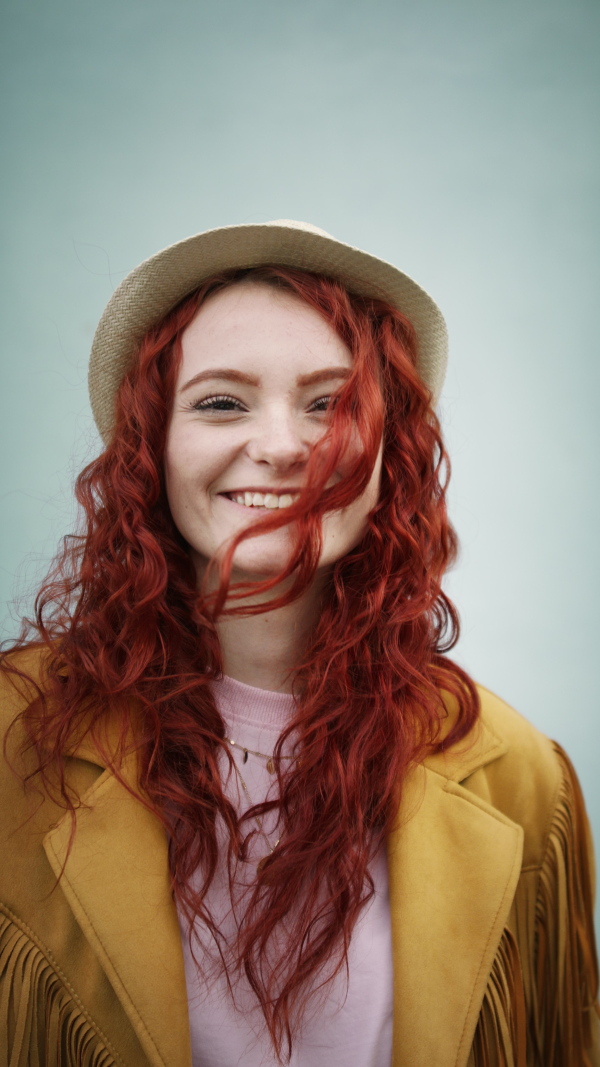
[164,282,382,583]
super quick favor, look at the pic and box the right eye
[190,395,246,413]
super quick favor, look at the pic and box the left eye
[310,396,333,413]
[191,395,244,412]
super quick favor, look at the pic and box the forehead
[178,282,352,379]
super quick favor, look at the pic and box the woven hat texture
[89,219,448,443]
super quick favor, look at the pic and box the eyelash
[191,395,244,412]
[189,394,334,413]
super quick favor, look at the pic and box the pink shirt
[179,675,393,1067]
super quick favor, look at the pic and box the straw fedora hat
[88,219,448,444]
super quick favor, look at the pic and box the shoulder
[0,645,53,720]
[456,685,574,869]
[0,645,53,765]
[475,683,560,791]
[0,645,64,774]
[426,684,579,871]
[0,645,104,823]
[0,645,62,798]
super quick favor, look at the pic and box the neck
[215,579,324,693]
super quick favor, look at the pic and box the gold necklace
[230,757,281,873]
[226,736,295,775]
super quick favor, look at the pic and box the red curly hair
[3,265,479,1061]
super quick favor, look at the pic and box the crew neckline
[210,674,297,732]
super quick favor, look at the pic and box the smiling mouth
[222,491,300,509]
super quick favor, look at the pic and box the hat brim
[89,221,448,443]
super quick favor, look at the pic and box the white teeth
[229,492,298,508]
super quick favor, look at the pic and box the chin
[230,554,292,583]
[226,528,295,577]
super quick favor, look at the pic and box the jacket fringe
[468,927,527,1067]
[0,907,119,1067]
[468,741,600,1067]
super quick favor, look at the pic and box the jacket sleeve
[469,742,600,1067]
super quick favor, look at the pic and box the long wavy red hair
[3,265,479,1061]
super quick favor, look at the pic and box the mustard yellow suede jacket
[1,653,599,1067]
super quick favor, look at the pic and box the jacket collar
[43,709,522,1067]
[423,703,508,780]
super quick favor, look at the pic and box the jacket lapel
[43,753,192,1067]
[387,717,524,1067]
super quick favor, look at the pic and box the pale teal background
[1,0,599,914]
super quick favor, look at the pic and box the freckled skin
[164,283,382,586]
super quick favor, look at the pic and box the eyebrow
[180,366,352,392]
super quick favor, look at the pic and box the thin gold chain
[226,736,295,775]
[228,752,281,872]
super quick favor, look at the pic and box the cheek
[347,441,383,511]
[321,451,383,563]
[368,447,383,507]
[163,438,184,510]
[346,446,383,536]
[164,427,208,491]
[163,460,185,535]
[163,431,206,531]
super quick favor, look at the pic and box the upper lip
[220,487,303,495]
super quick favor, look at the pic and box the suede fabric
[1,655,598,1067]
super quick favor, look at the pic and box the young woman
[1,219,598,1067]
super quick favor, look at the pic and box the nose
[245,405,311,472]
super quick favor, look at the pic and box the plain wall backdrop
[1,0,599,921]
